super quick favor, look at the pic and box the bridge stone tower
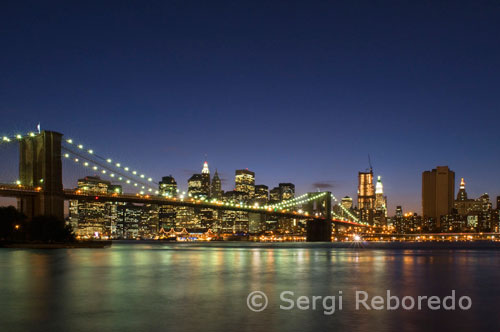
[18,131,64,220]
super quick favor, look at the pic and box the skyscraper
[201,161,211,197]
[375,176,387,211]
[341,196,353,210]
[68,176,121,239]
[159,175,177,197]
[211,170,222,199]
[279,183,295,201]
[269,187,280,203]
[358,169,375,223]
[235,169,255,200]
[422,166,455,227]
[454,178,477,216]
[188,174,205,198]
[456,178,468,201]
[254,185,269,205]
[374,176,388,224]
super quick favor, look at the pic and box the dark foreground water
[0,242,499,332]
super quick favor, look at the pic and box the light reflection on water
[0,242,499,332]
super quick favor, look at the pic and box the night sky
[1,1,500,214]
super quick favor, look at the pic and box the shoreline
[0,241,112,249]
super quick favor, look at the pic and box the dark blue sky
[1,1,500,213]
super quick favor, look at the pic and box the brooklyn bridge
[0,130,372,241]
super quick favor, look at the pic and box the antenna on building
[368,154,373,172]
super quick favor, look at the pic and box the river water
[0,242,499,332]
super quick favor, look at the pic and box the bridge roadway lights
[18,131,64,221]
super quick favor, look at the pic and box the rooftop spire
[375,175,383,194]
[460,177,465,189]
[202,161,210,174]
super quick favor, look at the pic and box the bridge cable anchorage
[63,138,158,186]
[62,147,158,195]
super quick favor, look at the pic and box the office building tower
[269,187,280,203]
[159,175,177,197]
[456,178,467,201]
[188,174,205,198]
[254,185,269,205]
[358,169,375,223]
[69,176,121,239]
[374,176,388,225]
[211,170,222,199]
[201,161,211,197]
[235,169,255,200]
[422,166,455,227]
[341,196,353,210]
[279,183,295,201]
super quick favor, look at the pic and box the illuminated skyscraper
[374,176,388,225]
[201,161,211,197]
[68,176,121,238]
[341,196,353,210]
[211,170,222,199]
[235,169,255,200]
[159,175,177,197]
[269,187,280,203]
[456,178,468,201]
[279,183,295,201]
[254,185,269,205]
[188,174,205,198]
[358,169,375,223]
[422,166,455,227]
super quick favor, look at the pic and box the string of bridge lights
[268,192,319,209]
[0,132,37,144]
[331,194,365,224]
[62,149,159,195]
[269,192,328,210]
[63,137,158,186]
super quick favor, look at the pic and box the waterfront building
[116,203,142,239]
[68,176,122,239]
[422,166,455,228]
[158,205,177,230]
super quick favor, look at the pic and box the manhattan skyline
[2,1,500,213]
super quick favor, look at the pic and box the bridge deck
[0,184,365,227]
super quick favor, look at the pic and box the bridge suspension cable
[63,137,158,186]
[61,147,158,195]
[268,192,328,209]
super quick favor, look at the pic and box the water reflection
[0,243,499,332]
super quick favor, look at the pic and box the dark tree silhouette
[0,206,75,242]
